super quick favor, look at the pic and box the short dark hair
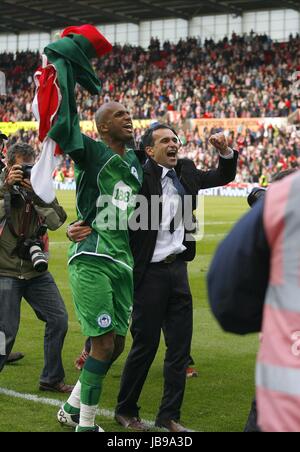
[140,123,179,152]
[7,143,35,166]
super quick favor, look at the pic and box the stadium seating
[0,33,299,183]
[1,34,299,122]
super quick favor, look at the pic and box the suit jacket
[130,151,239,289]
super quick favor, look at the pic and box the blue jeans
[0,272,68,384]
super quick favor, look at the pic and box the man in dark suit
[69,124,238,432]
[115,124,238,432]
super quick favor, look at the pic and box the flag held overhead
[61,24,113,58]
[31,25,112,204]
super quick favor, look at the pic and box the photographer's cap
[0,130,8,140]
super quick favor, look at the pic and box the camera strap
[0,218,5,237]
[4,192,19,238]
[4,191,35,239]
[21,200,34,239]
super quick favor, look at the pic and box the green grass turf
[0,192,258,432]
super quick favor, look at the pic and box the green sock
[63,380,82,414]
[80,357,111,406]
[64,402,80,415]
[76,426,97,433]
[79,357,111,428]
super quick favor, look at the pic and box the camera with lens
[21,164,33,179]
[15,225,48,273]
[14,164,34,186]
[247,187,267,208]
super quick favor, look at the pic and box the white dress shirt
[151,150,234,263]
[151,166,186,263]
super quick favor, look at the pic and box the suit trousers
[116,258,193,423]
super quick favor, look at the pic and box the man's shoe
[115,414,149,432]
[186,367,198,378]
[6,352,25,364]
[39,381,74,394]
[156,419,190,433]
[57,406,80,428]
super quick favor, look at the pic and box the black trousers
[116,258,193,423]
[244,399,261,433]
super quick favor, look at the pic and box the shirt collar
[158,165,175,179]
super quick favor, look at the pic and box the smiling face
[96,102,133,144]
[145,127,181,169]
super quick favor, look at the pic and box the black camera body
[21,164,33,180]
[12,164,33,187]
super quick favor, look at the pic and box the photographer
[0,131,25,366]
[0,143,73,394]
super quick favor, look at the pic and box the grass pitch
[0,192,258,432]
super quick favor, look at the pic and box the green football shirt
[68,134,143,270]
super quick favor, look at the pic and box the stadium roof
[1,0,300,34]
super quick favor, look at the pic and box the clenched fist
[209,133,232,157]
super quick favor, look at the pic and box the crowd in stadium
[1,32,299,122]
[0,32,300,184]
[1,13,300,432]
[6,123,300,185]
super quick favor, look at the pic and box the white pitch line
[0,387,114,419]
[204,234,227,239]
[0,387,196,432]
[0,387,174,431]
[205,221,235,226]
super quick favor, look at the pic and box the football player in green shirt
[58,102,143,432]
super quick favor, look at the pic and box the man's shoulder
[177,158,197,172]
[82,134,103,148]
[81,134,113,164]
[178,157,195,164]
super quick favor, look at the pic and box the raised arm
[196,132,238,190]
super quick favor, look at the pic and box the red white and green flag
[31,25,112,203]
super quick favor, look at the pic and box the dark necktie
[166,170,186,234]
[166,170,186,199]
